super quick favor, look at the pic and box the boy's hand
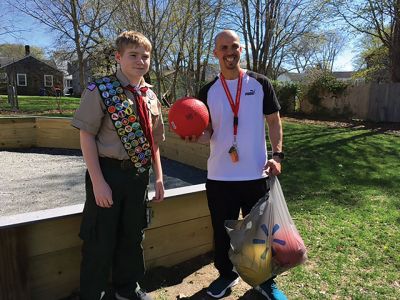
[152,180,164,202]
[93,180,113,208]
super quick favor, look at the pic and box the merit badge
[121,118,129,126]
[109,89,117,96]
[135,146,142,153]
[102,77,111,83]
[141,158,148,165]
[115,103,123,111]
[111,113,119,121]
[108,106,116,113]
[106,83,113,90]
[122,100,130,108]
[124,143,132,150]
[118,110,126,118]
[136,130,143,137]
[117,128,125,136]
[138,136,146,144]
[128,115,136,123]
[116,87,123,93]
[115,121,122,128]
[128,132,135,140]
[128,149,135,156]
[87,83,96,91]
[131,156,139,163]
[112,96,120,103]
[131,140,139,147]
[138,152,145,160]
[125,125,132,133]
[102,91,109,98]
[98,84,107,91]
[104,99,112,106]
[125,107,133,115]
[121,135,129,143]
[145,149,151,156]
[95,78,104,84]
[113,81,121,87]
[132,122,140,130]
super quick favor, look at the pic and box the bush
[272,80,300,114]
[300,69,349,107]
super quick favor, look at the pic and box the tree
[0,44,46,60]
[227,0,329,79]
[330,0,400,82]
[9,0,122,94]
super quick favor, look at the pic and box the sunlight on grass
[277,121,400,299]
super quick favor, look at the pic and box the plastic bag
[225,176,307,287]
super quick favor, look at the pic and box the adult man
[197,30,287,299]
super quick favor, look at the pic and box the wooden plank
[24,216,82,257]
[145,243,213,269]
[0,228,30,300]
[29,246,81,300]
[149,190,209,228]
[144,216,213,260]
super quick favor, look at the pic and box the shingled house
[0,46,63,96]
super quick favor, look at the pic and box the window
[65,79,72,88]
[44,75,53,87]
[0,73,7,83]
[17,73,27,86]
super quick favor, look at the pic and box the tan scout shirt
[71,69,165,160]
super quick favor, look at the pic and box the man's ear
[213,49,217,58]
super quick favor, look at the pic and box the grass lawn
[0,95,80,117]
[273,121,400,299]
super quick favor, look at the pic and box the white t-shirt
[198,70,280,181]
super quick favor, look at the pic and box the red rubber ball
[168,97,209,138]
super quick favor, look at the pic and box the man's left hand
[152,180,165,202]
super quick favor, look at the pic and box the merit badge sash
[93,75,152,173]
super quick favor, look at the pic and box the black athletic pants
[79,158,149,300]
[206,178,268,280]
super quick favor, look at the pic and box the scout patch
[95,75,152,173]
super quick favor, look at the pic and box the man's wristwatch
[272,151,285,160]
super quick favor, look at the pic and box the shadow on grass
[278,122,400,211]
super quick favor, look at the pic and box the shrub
[272,80,300,114]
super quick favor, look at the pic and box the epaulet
[87,82,96,91]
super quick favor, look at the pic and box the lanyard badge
[220,71,244,163]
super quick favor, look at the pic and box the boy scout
[72,31,164,300]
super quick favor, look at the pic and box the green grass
[275,122,400,299]
[0,95,80,117]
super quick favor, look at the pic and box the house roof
[0,55,63,73]
[0,56,13,67]
[332,71,354,79]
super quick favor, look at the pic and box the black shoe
[115,288,152,300]
[206,276,240,298]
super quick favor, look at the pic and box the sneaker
[255,279,288,300]
[206,276,240,298]
[115,288,152,300]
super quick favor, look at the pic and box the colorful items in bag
[225,176,307,287]
[93,76,152,174]
[271,225,307,268]
[234,242,273,287]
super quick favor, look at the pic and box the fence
[300,83,400,122]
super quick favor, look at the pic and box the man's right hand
[92,180,113,208]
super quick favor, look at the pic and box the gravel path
[0,148,206,217]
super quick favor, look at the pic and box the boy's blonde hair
[116,31,152,54]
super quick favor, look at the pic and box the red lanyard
[220,71,244,137]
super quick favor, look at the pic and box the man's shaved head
[214,30,241,48]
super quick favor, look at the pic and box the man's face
[115,44,150,80]
[214,33,242,70]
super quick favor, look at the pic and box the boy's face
[214,32,242,71]
[115,44,150,81]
